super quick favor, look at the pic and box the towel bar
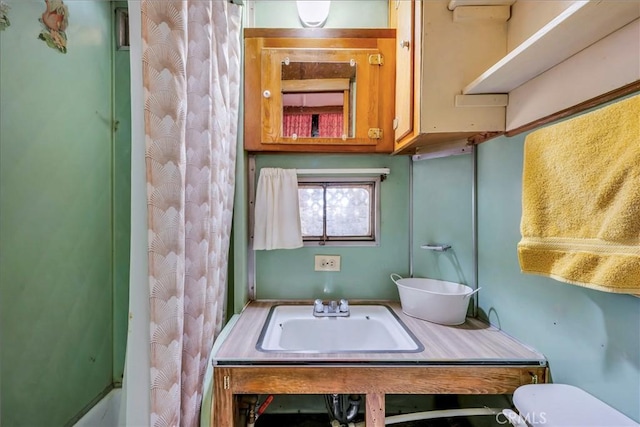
[421,244,451,252]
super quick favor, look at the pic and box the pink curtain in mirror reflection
[283,113,343,138]
[283,113,312,137]
[318,113,343,138]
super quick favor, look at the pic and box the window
[297,177,380,246]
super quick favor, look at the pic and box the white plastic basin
[256,304,423,353]
[391,274,481,326]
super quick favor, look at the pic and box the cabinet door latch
[368,128,383,139]
[368,53,384,66]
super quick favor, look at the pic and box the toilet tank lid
[513,384,638,426]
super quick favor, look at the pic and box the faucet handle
[313,299,324,313]
[339,299,349,313]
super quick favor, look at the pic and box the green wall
[406,98,640,422]
[476,119,640,421]
[234,0,391,310]
[233,149,249,313]
[412,154,473,287]
[112,1,130,386]
[0,1,116,425]
[408,102,640,421]
[249,117,640,422]
[254,154,410,300]
[252,0,388,28]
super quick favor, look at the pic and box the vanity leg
[365,393,385,427]
[213,368,235,427]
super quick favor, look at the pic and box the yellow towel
[518,94,640,295]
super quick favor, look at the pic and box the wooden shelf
[463,1,640,95]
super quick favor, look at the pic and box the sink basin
[256,304,424,353]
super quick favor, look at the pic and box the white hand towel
[253,168,303,250]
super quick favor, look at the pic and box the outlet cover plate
[314,255,341,272]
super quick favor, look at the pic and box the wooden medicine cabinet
[244,29,396,153]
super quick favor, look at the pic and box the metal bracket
[368,128,383,139]
[368,53,384,65]
[421,244,451,252]
[223,375,230,390]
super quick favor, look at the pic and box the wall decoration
[38,0,69,53]
[0,2,10,31]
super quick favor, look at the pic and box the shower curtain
[123,1,241,426]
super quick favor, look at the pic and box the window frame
[297,176,381,247]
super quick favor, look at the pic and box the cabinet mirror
[260,47,382,146]
[281,60,356,140]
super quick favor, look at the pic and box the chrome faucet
[313,299,350,317]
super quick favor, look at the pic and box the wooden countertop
[213,301,546,365]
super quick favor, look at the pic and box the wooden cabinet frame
[244,29,396,153]
[212,364,548,426]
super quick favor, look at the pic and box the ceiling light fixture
[296,1,331,28]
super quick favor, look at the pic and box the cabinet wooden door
[244,29,396,153]
[391,0,507,155]
[394,0,415,142]
[260,48,381,146]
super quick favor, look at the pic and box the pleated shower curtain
[123,1,241,426]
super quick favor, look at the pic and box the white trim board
[464,1,640,95]
[506,19,640,132]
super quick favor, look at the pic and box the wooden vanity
[210,301,548,426]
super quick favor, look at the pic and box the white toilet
[503,384,639,426]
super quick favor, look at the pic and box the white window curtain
[253,168,304,250]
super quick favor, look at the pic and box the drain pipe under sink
[344,406,503,426]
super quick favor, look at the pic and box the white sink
[256,304,423,353]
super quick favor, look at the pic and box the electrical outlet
[314,255,341,272]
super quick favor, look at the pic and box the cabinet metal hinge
[392,118,399,130]
[368,53,384,66]
[368,128,383,139]
[531,374,538,384]
[223,375,230,389]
